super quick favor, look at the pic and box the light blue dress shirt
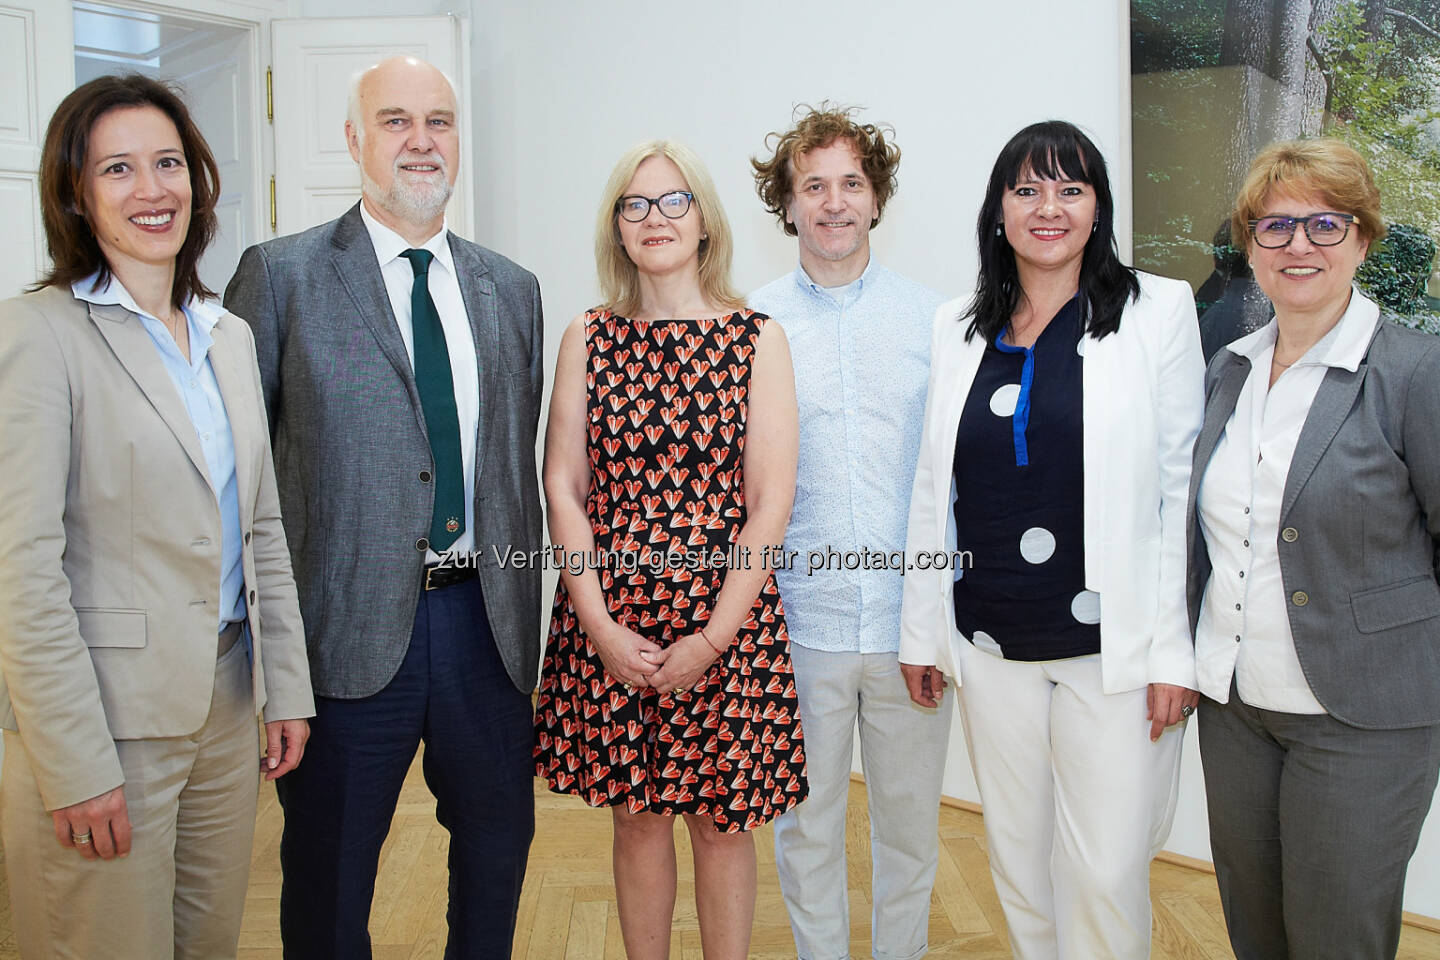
[72,274,245,630]
[749,261,944,654]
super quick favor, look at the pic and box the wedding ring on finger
[1180,704,1195,718]
[71,830,92,845]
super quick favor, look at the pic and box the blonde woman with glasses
[533,140,805,960]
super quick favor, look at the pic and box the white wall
[460,0,1128,833]
[466,0,1134,315]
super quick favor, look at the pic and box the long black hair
[962,120,1139,342]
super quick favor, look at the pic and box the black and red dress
[533,309,807,833]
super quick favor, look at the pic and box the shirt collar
[359,199,453,276]
[71,271,224,334]
[793,256,879,300]
[1226,286,1379,372]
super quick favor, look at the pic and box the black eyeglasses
[616,191,694,222]
[1248,212,1355,248]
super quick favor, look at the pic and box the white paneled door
[269,15,469,238]
[0,1,75,298]
[165,25,260,297]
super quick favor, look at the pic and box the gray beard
[361,165,453,227]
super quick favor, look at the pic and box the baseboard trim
[850,772,1440,933]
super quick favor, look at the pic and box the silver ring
[1180,704,1195,718]
[71,831,92,845]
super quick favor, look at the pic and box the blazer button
[249,590,257,604]
[1292,590,1309,606]
[244,531,252,544]
[1281,527,1299,542]
[420,470,432,483]
[416,537,429,552]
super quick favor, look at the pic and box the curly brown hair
[751,103,900,236]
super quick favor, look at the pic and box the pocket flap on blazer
[75,608,147,648]
[1350,577,1440,634]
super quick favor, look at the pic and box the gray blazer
[1185,312,1440,729]
[224,204,544,698]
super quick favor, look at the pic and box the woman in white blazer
[898,121,1204,959]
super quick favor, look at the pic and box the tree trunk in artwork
[1221,0,1312,137]
[1213,0,1313,208]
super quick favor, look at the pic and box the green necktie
[401,248,465,553]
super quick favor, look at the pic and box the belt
[424,563,478,591]
[218,620,243,658]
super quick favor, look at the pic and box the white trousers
[774,644,953,960]
[954,640,1183,960]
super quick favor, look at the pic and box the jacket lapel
[449,234,496,463]
[931,323,987,531]
[207,315,257,521]
[328,204,425,420]
[1279,314,1384,522]
[1080,321,1114,585]
[1189,355,1250,515]
[86,302,211,490]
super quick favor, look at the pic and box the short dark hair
[964,120,1139,343]
[34,73,220,310]
[751,102,900,236]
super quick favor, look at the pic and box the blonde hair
[594,140,743,317]
[1232,138,1385,250]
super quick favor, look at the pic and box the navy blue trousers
[277,578,535,959]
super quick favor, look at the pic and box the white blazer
[899,273,1204,694]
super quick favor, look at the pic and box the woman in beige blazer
[0,74,314,959]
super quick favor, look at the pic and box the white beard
[361,153,453,226]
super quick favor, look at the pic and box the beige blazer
[0,283,314,811]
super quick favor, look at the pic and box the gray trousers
[773,643,952,960]
[1198,688,1440,960]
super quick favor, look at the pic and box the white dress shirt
[359,201,479,562]
[1194,288,1377,712]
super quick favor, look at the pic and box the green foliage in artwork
[1316,1,1440,159]
[1358,224,1440,331]
[1130,0,1226,72]
[1130,0,1440,333]
[1358,223,1434,311]
[1312,2,1440,331]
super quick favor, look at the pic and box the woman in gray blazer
[0,75,313,959]
[1187,138,1440,960]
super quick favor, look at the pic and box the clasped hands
[594,622,721,696]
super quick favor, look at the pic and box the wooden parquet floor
[2,750,1439,958]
